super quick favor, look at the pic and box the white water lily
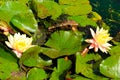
[85,27,112,53]
[5,33,34,58]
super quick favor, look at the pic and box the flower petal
[8,35,14,45]
[89,44,95,49]
[13,50,22,58]
[99,46,107,53]
[90,28,95,38]
[85,39,94,43]
[5,41,12,48]
[94,45,98,52]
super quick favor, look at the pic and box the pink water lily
[5,33,34,58]
[82,27,112,55]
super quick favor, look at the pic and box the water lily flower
[84,27,112,53]
[5,33,34,58]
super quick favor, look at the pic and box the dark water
[90,0,120,37]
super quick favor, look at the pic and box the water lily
[84,27,112,53]
[5,33,34,58]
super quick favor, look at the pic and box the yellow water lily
[5,33,34,58]
[85,27,112,53]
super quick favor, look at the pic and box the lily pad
[109,45,120,56]
[68,15,97,27]
[11,13,38,34]
[31,0,62,19]
[0,1,38,33]
[59,0,89,5]
[27,67,47,80]
[60,0,92,16]
[42,31,83,58]
[50,58,72,80]
[100,55,120,79]
[20,46,52,68]
[0,47,19,80]
[61,5,92,16]
[76,52,103,79]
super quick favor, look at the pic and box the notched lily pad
[42,31,83,58]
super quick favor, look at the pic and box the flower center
[95,32,110,45]
[13,40,28,52]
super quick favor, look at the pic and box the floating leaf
[60,0,92,16]
[109,45,120,56]
[11,13,38,34]
[0,46,17,62]
[76,52,103,79]
[0,1,38,33]
[50,58,72,80]
[0,47,19,80]
[0,58,19,80]
[61,5,92,16]
[100,55,120,79]
[57,58,72,75]
[27,67,47,80]
[42,31,83,58]
[73,76,90,80]
[59,0,89,5]
[32,0,62,19]
[50,68,59,80]
[20,46,52,67]
[0,1,29,22]
[68,15,97,27]
[8,71,26,80]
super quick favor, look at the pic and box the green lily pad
[109,45,120,56]
[76,52,103,79]
[59,0,89,5]
[50,58,72,80]
[0,58,19,80]
[8,71,26,80]
[0,1,38,33]
[60,0,92,16]
[42,31,83,58]
[0,47,19,80]
[61,5,92,16]
[0,46,17,62]
[27,67,47,80]
[68,15,97,27]
[11,13,38,34]
[73,76,90,80]
[100,55,120,79]
[20,46,52,68]
[32,0,62,19]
